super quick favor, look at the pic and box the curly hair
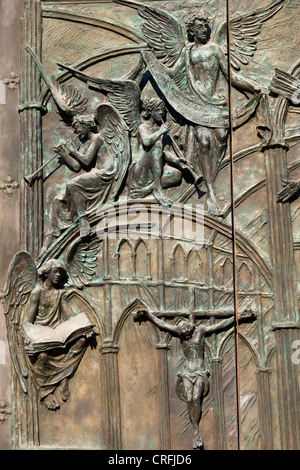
[72,113,97,130]
[142,97,165,119]
[185,13,209,42]
[37,259,66,282]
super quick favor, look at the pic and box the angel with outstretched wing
[268,66,300,203]
[115,0,283,215]
[2,253,95,411]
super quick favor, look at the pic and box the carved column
[262,75,300,447]
[156,343,171,449]
[209,357,226,450]
[9,0,43,448]
[256,367,273,450]
[19,0,44,256]
[100,341,122,450]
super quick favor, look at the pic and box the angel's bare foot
[43,394,60,411]
[79,217,91,238]
[60,378,70,402]
[207,197,223,217]
[130,186,152,199]
[153,188,172,206]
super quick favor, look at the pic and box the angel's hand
[277,179,300,203]
[65,139,76,153]
[253,83,262,94]
[20,324,31,345]
[246,80,262,94]
[160,122,171,134]
[54,143,68,158]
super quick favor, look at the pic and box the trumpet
[23,154,59,186]
[23,139,78,186]
[159,118,202,186]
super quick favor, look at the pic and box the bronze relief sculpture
[3,253,95,411]
[133,308,256,449]
[1,0,299,452]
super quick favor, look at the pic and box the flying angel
[115,0,284,215]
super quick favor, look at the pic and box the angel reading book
[22,313,94,355]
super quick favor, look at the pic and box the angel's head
[38,259,67,287]
[72,114,97,139]
[143,98,166,123]
[186,13,210,44]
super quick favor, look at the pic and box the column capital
[100,340,119,355]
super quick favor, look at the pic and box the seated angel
[21,258,95,411]
[3,252,95,411]
[128,97,199,206]
[59,68,200,208]
[43,104,130,252]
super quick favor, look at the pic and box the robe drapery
[29,290,87,400]
[142,50,268,131]
[48,167,116,239]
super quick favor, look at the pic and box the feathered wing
[91,78,142,135]
[49,77,88,117]
[54,62,142,135]
[26,46,88,118]
[97,103,131,199]
[213,0,284,71]
[114,0,185,67]
[65,237,101,289]
[2,251,38,393]
[138,5,185,67]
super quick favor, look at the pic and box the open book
[22,313,95,355]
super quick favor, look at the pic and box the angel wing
[138,6,185,67]
[48,77,88,117]
[65,237,101,289]
[213,0,284,71]
[92,78,142,135]
[2,251,37,393]
[55,62,142,136]
[115,0,185,67]
[26,46,88,118]
[97,103,131,199]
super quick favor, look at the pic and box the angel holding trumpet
[24,47,131,252]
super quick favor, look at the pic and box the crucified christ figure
[133,308,256,450]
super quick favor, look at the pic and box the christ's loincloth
[176,364,210,401]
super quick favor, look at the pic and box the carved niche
[1,0,300,451]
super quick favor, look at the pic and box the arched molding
[112,298,160,346]
[217,329,260,368]
[38,201,273,288]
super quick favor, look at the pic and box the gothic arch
[187,248,203,284]
[134,238,151,279]
[217,329,260,368]
[171,244,186,281]
[117,238,134,279]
